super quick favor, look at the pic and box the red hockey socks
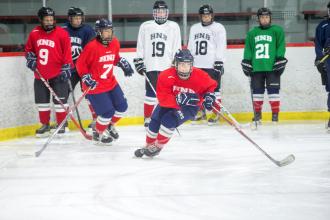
[37,103,51,125]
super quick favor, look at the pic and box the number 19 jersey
[136,20,181,72]
[243,25,286,72]
[187,22,227,68]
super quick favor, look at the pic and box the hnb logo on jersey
[37,39,55,48]
[70,37,82,45]
[99,54,115,62]
[173,86,195,94]
[194,33,210,40]
[255,35,272,43]
[150,33,167,41]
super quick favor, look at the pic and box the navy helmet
[95,18,113,45]
[174,49,194,80]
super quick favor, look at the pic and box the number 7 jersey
[243,25,286,72]
[136,20,181,72]
[76,37,120,94]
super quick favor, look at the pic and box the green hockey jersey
[243,25,286,72]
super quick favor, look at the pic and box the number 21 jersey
[243,25,286,72]
[136,20,181,72]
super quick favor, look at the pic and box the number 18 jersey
[188,22,227,68]
[243,25,286,72]
[136,20,181,72]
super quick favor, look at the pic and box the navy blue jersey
[62,22,96,62]
[315,19,330,59]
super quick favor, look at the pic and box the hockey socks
[37,103,51,125]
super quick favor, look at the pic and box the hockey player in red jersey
[134,49,217,157]
[76,18,134,145]
[25,7,73,137]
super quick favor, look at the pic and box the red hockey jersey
[76,37,121,94]
[157,67,217,109]
[25,26,73,80]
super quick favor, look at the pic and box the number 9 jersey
[243,24,286,72]
[25,26,73,79]
[136,20,181,72]
[76,37,120,94]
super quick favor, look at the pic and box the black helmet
[174,49,194,80]
[199,4,214,26]
[327,2,330,18]
[68,7,84,17]
[199,4,213,15]
[257,7,272,17]
[257,7,272,29]
[37,7,55,31]
[153,1,169,24]
[95,18,113,45]
[38,7,55,20]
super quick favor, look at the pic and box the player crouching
[135,49,217,157]
[76,18,134,145]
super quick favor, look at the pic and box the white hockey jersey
[188,22,227,69]
[136,20,181,72]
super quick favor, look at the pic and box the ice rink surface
[0,121,329,220]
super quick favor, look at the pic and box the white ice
[0,122,329,220]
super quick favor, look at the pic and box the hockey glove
[315,58,327,75]
[273,57,288,75]
[241,59,253,76]
[59,64,72,82]
[117,57,134,77]
[202,92,216,111]
[214,61,224,76]
[133,58,146,76]
[26,52,37,71]
[176,93,200,107]
[82,74,97,90]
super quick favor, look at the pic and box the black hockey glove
[59,64,72,82]
[82,73,97,90]
[133,58,146,76]
[26,52,37,71]
[176,93,200,107]
[241,59,253,76]
[315,58,327,75]
[117,57,134,77]
[202,92,216,111]
[214,61,224,76]
[273,57,288,75]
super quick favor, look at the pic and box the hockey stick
[212,106,295,167]
[35,88,91,157]
[249,77,258,129]
[215,101,247,129]
[35,69,92,140]
[320,54,329,64]
[142,71,181,136]
[68,80,85,132]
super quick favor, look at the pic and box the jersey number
[152,42,165,57]
[195,41,208,55]
[100,64,113,79]
[39,49,49,65]
[255,43,270,59]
